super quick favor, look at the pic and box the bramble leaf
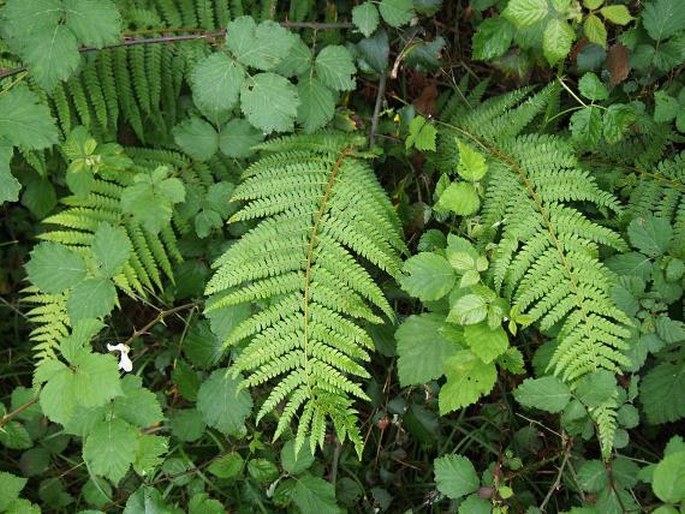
[514,376,571,413]
[399,253,455,301]
[503,0,549,27]
[66,278,117,321]
[191,53,245,118]
[227,16,294,71]
[379,0,414,27]
[0,86,59,149]
[25,242,87,294]
[197,369,253,436]
[121,167,185,234]
[173,117,219,161]
[84,418,139,484]
[439,350,497,413]
[396,314,460,385]
[315,45,356,91]
[64,0,121,48]
[434,455,480,499]
[240,73,300,134]
[219,118,264,158]
[91,222,131,277]
[296,77,335,133]
[352,2,380,37]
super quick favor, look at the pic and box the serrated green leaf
[654,91,679,122]
[578,72,608,101]
[653,451,685,503]
[91,222,130,277]
[447,294,488,325]
[39,364,77,425]
[0,86,58,149]
[396,314,460,386]
[190,53,245,118]
[84,418,139,484]
[227,16,295,71]
[123,486,172,514]
[64,0,121,47]
[458,494,491,514]
[575,370,617,408]
[291,475,341,514]
[197,368,252,436]
[641,361,685,424]
[207,453,244,479]
[584,14,607,47]
[189,493,224,514]
[472,16,515,61]
[219,118,264,158]
[570,106,603,147]
[439,350,497,413]
[315,45,356,91]
[173,117,218,161]
[379,0,415,27]
[628,215,672,256]
[240,73,300,134]
[602,103,636,143]
[456,140,487,181]
[578,460,608,493]
[120,167,185,234]
[514,376,571,413]
[406,116,437,151]
[281,439,315,475]
[642,0,685,42]
[24,25,81,91]
[583,0,602,9]
[71,351,123,407]
[0,143,19,204]
[67,278,117,321]
[543,19,574,65]
[600,5,632,25]
[273,36,312,78]
[463,322,508,364]
[0,472,27,511]
[297,76,335,133]
[503,0,549,27]
[133,435,168,477]
[352,2,380,37]
[113,375,163,428]
[434,455,479,499]
[26,242,87,293]
[169,409,206,442]
[436,182,480,215]
[399,253,456,302]
[0,421,32,449]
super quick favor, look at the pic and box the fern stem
[301,148,351,395]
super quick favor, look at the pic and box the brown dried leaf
[607,44,630,85]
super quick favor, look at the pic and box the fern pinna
[206,132,405,456]
[437,85,633,457]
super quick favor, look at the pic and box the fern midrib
[452,126,595,353]
[301,147,352,396]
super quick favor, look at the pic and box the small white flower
[106,343,133,372]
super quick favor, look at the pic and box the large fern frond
[438,84,633,456]
[206,131,405,456]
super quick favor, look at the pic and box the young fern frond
[206,131,405,456]
[438,85,632,457]
[623,152,685,254]
[22,287,70,363]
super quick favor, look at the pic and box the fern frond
[22,287,69,363]
[623,152,685,256]
[207,131,405,456]
[439,84,633,456]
